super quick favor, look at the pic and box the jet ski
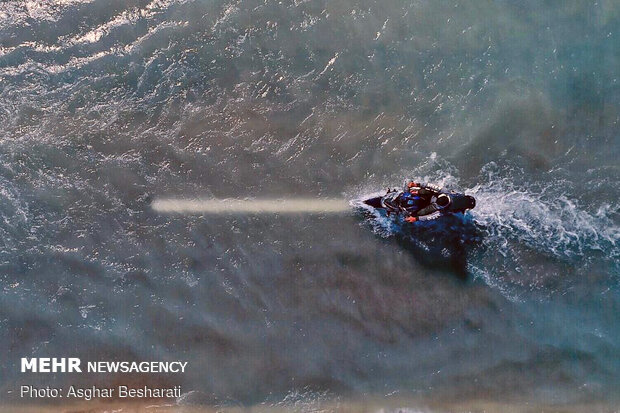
[359,182,479,279]
[363,184,476,222]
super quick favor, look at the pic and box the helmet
[436,194,451,208]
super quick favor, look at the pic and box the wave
[471,163,619,263]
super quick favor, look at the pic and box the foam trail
[151,198,351,214]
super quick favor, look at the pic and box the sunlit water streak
[151,198,351,214]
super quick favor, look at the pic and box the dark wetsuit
[402,181,445,221]
[398,191,427,215]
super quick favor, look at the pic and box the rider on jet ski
[400,181,452,223]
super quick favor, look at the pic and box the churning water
[0,0,618,408]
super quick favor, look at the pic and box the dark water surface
[0,0,618,407]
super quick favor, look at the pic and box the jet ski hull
[362,190,475,218]
[363,196,384,209]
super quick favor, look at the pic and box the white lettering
[51,358,64,372]
[68,358,82,372]
[21,358,36,372]
[21,358,81,373]
[39,358,50,373]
